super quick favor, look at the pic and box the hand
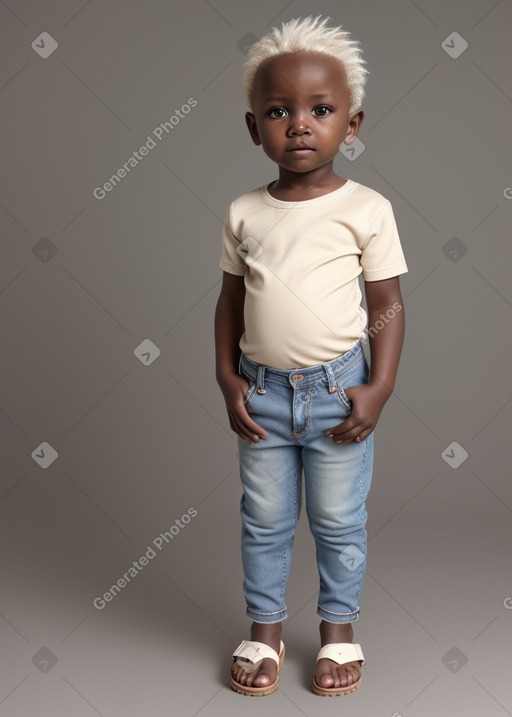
[218,374,268,443]
[325,383,390,444]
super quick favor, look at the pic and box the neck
[269,164,346,201]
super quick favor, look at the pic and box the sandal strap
[232,639,283,667]
[316,642,365,666]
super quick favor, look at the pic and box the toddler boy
[215,15,408,696]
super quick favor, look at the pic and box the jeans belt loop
[323,362,337,394]
[257,365,266,394]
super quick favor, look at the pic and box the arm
[214,271,268,442]
[325,276,405,444]
[215,271,246,384]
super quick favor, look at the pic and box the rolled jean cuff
[246,606,288,623]
[317,605,360,623]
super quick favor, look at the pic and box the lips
[287,145,314,151]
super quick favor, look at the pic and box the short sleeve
[219,203,247,276]
[360,200,408,281]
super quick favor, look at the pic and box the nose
[287,113,311,136]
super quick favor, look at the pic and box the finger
[251,421,268,439]
[333,424,365,443]
[243,415,268,440]
[355,427,373,442]
[236,419,262,442]
[327,417,355,438]
[229,411,257,442]
[234,412,268,442]
[239,403,268,440]
[325,418,351,438]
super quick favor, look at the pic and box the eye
[313,105,332,117]
[268,106,287,118]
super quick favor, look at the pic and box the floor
[1,466,511,717]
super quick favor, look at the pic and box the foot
[231,621,282,689]
[315,620,361,690]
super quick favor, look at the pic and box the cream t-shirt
[219,179,408,369]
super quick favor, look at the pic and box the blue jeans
[237,341,374,624]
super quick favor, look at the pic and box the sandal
[230,639,285,696]
[311,642,365,696]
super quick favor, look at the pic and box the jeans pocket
[334,377,353,412]
[334,355,368,412]
[242,380,257,409]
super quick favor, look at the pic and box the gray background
[1,0,511,715]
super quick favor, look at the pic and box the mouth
[286,145,314,156]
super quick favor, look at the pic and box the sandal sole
[312,675,362,696]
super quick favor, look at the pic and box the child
[214,15,407,697]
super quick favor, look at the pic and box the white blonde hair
[243,15,369,113]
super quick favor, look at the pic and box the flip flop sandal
[312,642,365,696]
[230,639,285,696]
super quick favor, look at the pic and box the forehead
[252,51,348,102]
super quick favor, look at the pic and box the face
[246,51,363,176]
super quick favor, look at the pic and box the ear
[343,109,364,144]
[245,111,262,146]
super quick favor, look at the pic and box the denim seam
[247,608,287,616]
[280,544,287,608]
[317,605,359,616]
[335,384,352,412]
[292,388,311,443]
[358,433,372,504]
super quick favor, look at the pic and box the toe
[232,663,249,686]
[339,662,360,687]
[350,663,361,682]
[318,671,335,688]
[253,671,271,687]
[316,659,335,687]
[235,668,247,686]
